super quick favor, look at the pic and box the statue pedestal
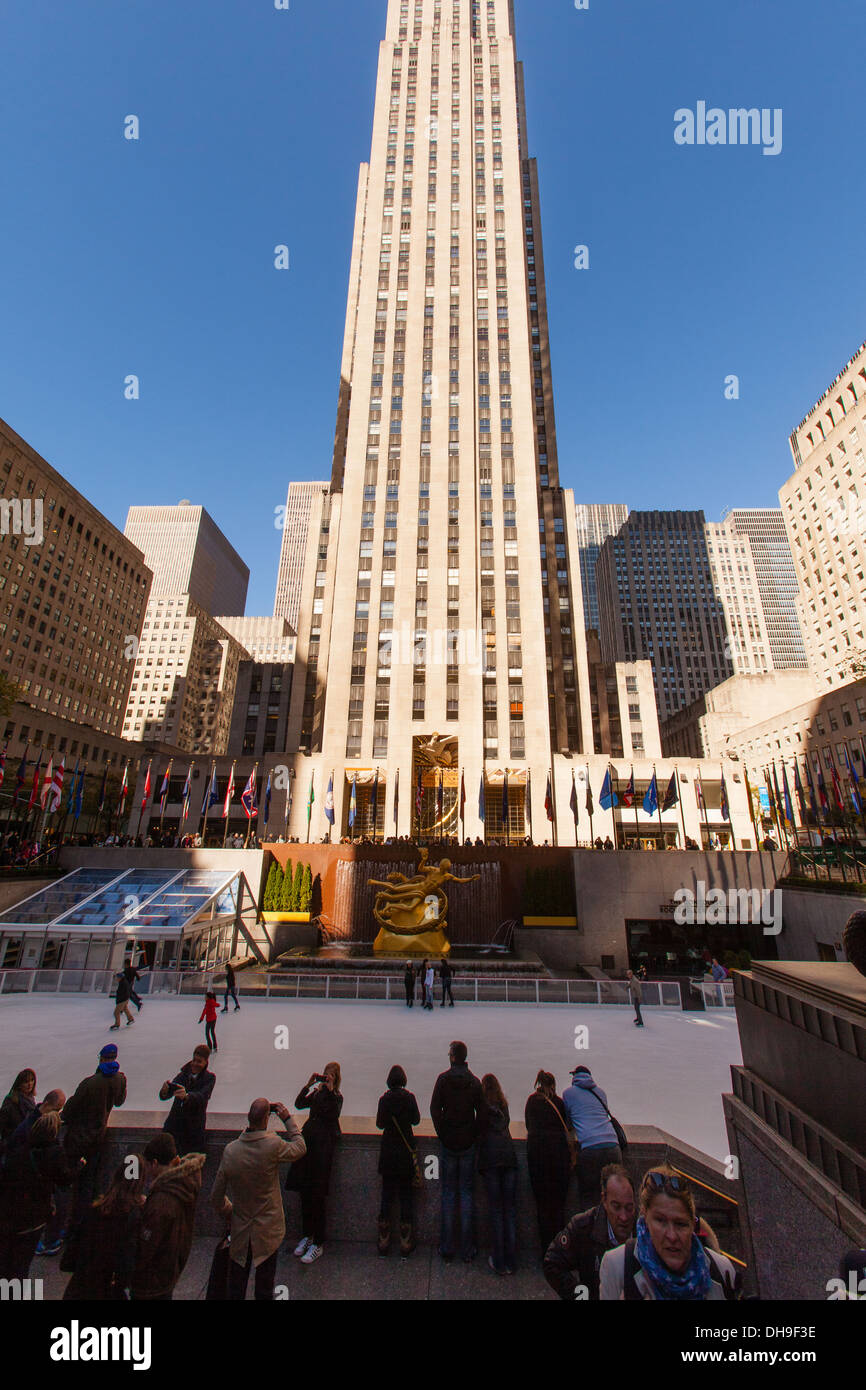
[373,926,451,957]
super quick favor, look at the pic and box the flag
[66,759,79,815]
[845,745,862,816]
[158,764,171,811]
[45,757,65,814]
[459,770,465,825]
[720,772,730,822]
[222,765,236,819]
[117,762,130,815]
[662,772,678,813]
[371,769,380,829]
[201,765,218,816]
[781,763,795,826]
[27,754,42,812]
[544,773,554,822]
[814,758,830,816]
[263,770,272,826]
[771,764,786,824]
[181,763,193,820]
[525,767,533,840]
[97,765,107,815]
[643,771,658,818]
[0,741,7,789]
[324,774,335,826]
[241,768,258,820]
[306,774,314,820]
[585,768,593,818]
[40,758,54,811]
[599,769,618,811]
[622,769,635,810]
[349,775,357,828]
[501,769,509,828]
[394,768,400,828]
[829,757,845,814]
[140,760,152,814]
[694,774,706,817]
[13,745,28,805]
[569,770,578,822]
[73,765,85,820]
[416,768,424,819]
[478,774,486,824]
[436,771,444,824]
[793,759,808,822]
[804,757,819,820]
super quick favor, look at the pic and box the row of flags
[763,743,866,831]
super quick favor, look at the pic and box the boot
[399,1222,416,1258]
[377,1218,392,1256]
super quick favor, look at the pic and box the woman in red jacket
[198,992,219,1052]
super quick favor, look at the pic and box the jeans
[484,1167,517,1272]
[380,1175,414,1225]
[633,999,643,1025]
[223,987,239,1010]
[229,1247,278,1301]
[404,986,414,1008]
[424,985,433,1008]
[441,979,454,1006]
[440,1143,476,1259]
[577,1144,621,1209]
[300,1182,330,1246]
[205,1021,217,1049]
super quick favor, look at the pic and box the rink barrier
[0,968,685,1008]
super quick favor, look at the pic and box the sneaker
[36,1238,63,1257]
[301,1243,323,1265]
[293,1236,311,1258]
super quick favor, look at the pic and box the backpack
[622,1238,743,1301]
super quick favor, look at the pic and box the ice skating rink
[0,994,741,1159]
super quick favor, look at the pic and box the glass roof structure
[0,867,242,936]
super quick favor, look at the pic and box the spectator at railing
[0,1067,37,1153]
[524,1070,572,1256]
[375,1064,421,1257]
[0,1110,78,1281]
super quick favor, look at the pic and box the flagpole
[159,759,173,836]
[675,768,687,849]
[586,764,593,846]
[549,762,558,848]
[460,766,464,844]
[284,768,294,841]
[654,766,664,845]
[222,761,236,848]
[394,767,400,840]
[632,767,640,845]
[570,769,578,846]
[306,774,314,844]
[201,762,215,845]
[839,745,865,881]
[244,762,259,849]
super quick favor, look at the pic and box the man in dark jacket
[62,1044,127,1227]
[0,1111,78,1279]
[430,1041,484,1263]
[111,973,134,1030]
[439,958,455,1007]
[159,1045,216,1155]
[222,960,240,1012]
[132,1133,204,1300]
[543,1164,636,1300]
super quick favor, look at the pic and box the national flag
[348,774,357,828]
[459,770,465,825]
[45,757,65,814]
[599,768,618,811]
[181,763,193,820]
[117,762,130,815]
[771,764,786,823]
[66,759,79,815]
[306,774,314,817]
[622,769,635,810]
[13,746,28,805]
[814,758,830,816]
[324,774,335,826]
[394,768,400,828]
[27,754,43,812]
[829,757,845,814]
[643,771,658,818]
[40,758,54,811]
[263,770,272,826]
[569,770,578,822]
[844,745,862,816]
[0,741,7,789]
[140,760,152,814]
[544,773,554,822]
[525,767,533,840]
[478,774,486,824]
[97,764,108,815]
[694,774,706,816]
[222,765,236,819]
[585,768,593,818]
[662,772,678,813]
[803,757,819,820]
[201,765,219,817]
[158,764,171,811]
[371,769,380,829]
[793,759,808,822]
[241,768,258,820]
[781,763,795,826]
[73,765,85,820]
[720,772,730,823]
[501,768,509,827]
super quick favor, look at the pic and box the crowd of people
[0,1039,756,1301]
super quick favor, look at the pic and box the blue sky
[1,0,864,615]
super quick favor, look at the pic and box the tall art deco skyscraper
[285,0,593,839]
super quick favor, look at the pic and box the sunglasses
[645,1172,690,1197]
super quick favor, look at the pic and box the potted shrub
[262,858,313,923]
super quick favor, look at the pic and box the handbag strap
[589,1086,614,1120]
[390,1113,415,1156]
[541,1093,573,1141]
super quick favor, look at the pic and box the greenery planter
[522,915,578,927]
[262,911,311,923]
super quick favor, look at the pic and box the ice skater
[110,973,135,1030]
[626,969,643,1027]
[221,961,240,1013]
[199,991,219,1051]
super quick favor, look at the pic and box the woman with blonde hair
[289,1062,343,1266]
[599,1165,740,1301]
[0,1109,75,1280]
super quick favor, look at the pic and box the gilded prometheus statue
[369,848,480,956]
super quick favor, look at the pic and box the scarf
[635,1215,712,1300]
[98,1060,120,1077]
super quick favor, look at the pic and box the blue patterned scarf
[98,1060,120,1077]
[635,1215,712,1300]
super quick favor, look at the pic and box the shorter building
[273,481,329,632]
[662,671,819,760]
[586,632,660,759]
[574,502,629,634]
[214,616,295,664]
[227,662,294,757]
[125,503,249,618]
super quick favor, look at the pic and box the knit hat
[100,1043,118,1060]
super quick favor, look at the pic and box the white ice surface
[0,996,742,1161]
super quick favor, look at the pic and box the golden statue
[369,848,481,956]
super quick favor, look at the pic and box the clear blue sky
[1,0,864,615]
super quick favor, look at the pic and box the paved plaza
[0,994,740,1160]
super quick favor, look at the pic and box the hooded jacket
[132,1152,205,1299]
[561,1072,618,1151]
[0,1130,76,1235]
[61,1069,127,1161]
[430,1062,483,1153]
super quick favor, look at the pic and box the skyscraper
[274,482,329,632]
[723,508,807,670]
[574,503,629,633]
[124,504,249,618]
[284,0,594,838]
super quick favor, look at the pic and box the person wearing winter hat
[132,1133,205,1301]
[61,1045,128,1235]
[562,1065,622,1209]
